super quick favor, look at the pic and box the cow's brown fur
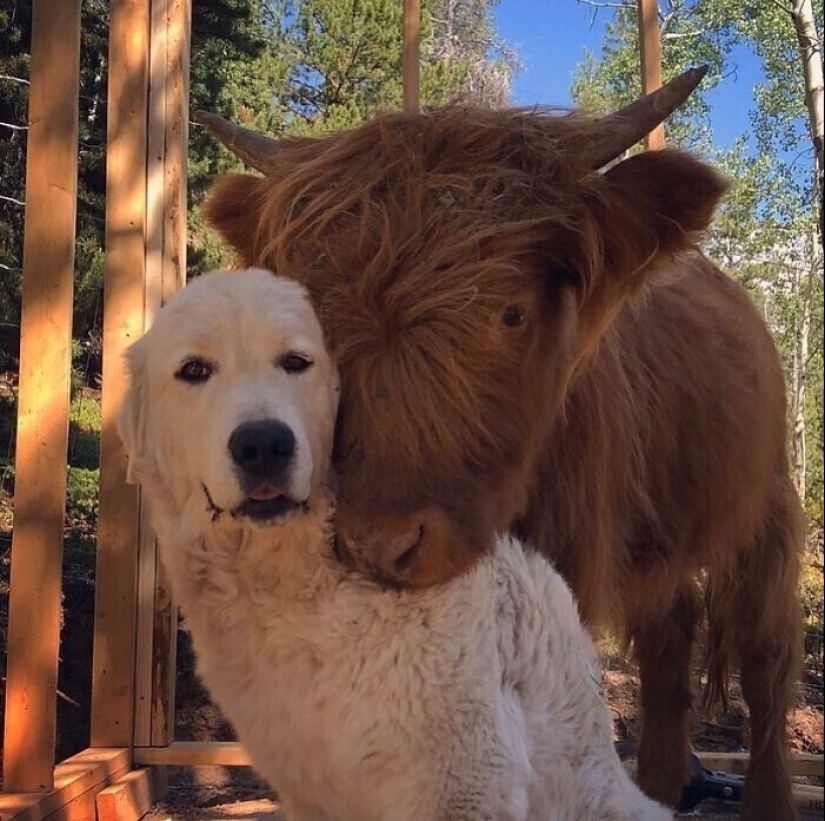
[203,106,803,820]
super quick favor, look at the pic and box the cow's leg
[631,586,699,808]
[708,479,802,821]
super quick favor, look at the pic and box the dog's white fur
[119,268,672,821]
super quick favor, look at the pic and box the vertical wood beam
[91,0,150,748]
[133,0,169,748]
[151,0,190,748]
[132,0,190,749]
[403,0,420,114]
[637,0,665,149]
[2,0,81,793]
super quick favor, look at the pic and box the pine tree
[275,0,489,135]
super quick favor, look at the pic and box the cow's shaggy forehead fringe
[255,107,609,281]
[228,108,617,475]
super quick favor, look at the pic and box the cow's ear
[202,173,270,266]
[599,149,728,278]
[568,150,728,359]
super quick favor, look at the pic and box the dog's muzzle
[226,419,305,522]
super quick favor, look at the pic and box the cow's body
[198,76,803,820]
[521,257,802,817]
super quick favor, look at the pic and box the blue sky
[493,0,763,149]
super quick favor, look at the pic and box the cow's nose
[335,506,486,587]
[336,521,425,585]
[228,420,295,478]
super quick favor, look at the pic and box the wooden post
[91,0,150,748]
[150,0,189,745]
[2,0,81,793]
[133,0,190,750]
[637,0,665,149]
[402,0,420,114]
[133,0,169,748]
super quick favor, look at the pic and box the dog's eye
[281,352,313,374]
[176,358,214,384]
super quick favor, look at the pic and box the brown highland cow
[195,68,803,820]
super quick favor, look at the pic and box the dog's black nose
[228,420,295,478]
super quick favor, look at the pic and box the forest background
[0,0,822,673]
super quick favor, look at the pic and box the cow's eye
[176,358,215,384]
[501,305,526,328]
[281,352,313,374]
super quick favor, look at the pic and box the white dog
[118,268,671,821]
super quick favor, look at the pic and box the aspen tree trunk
[784,0,822,502]
[790,0,824,191]
[791,269,810,501]
[790,206,821,502]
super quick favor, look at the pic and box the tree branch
[576,0,636,8]
[770,0,795,15]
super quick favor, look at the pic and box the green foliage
[68,397,102,469]
[70,397,101,433]
[188,1,289,171]
[186,1,295,275]
[0,389,100,529]
[65,467,99,525]
[703,0,815,160]
[270,0,480,136]
[0,2,30,324]
[0,461,100,530]
[283,0,405,124]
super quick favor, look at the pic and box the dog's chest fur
[151,501,670,821]
[158,508,535,820]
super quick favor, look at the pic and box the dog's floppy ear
[117,338,156,483]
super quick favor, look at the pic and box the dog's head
[118,268,339,533]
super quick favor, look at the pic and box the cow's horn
[584,65,708,169]
[193,110,282,173]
